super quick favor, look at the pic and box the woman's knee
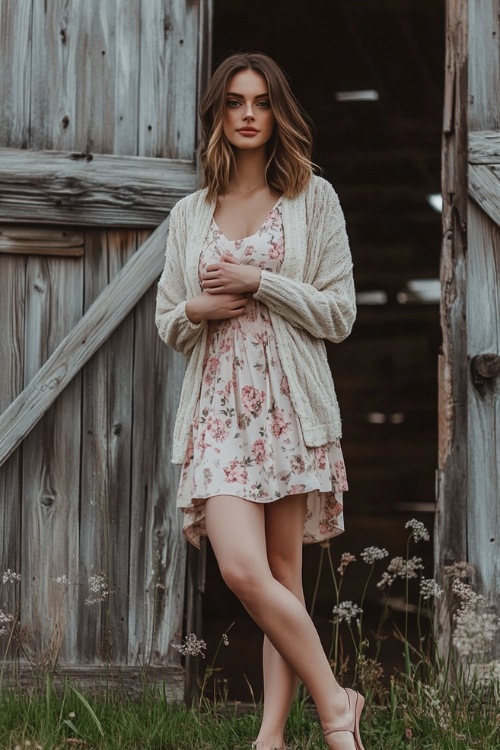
[218,558,265,597]
[267,553,302,594]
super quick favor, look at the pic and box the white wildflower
[54,575,71,585]
[452,579,485,613]
[445,561,474,580]
[2,569,21,584]
[376,555,424,588]
[419,577,443,600]
[405,519,430,543]
[360,546,389,564]
[453,610,500,659]
[0,609,15,635]
[222,633,229,646]
[171,633,207,658]
[337,552,356,575]
[332,601,363,625]
[85,573,110,605]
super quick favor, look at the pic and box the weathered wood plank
[138,0,198,160]
[469,164,500,226]
[0,218,170,468]
[0,1,32,147]
[0,256,25,657]
[469,130,500,163]
[468,0,500,131]
[467,201,500,642]
[79,230,136,665]
[78,229,113,664]
[21,254,83,662]
[1,664,185,702]
[128,282,185,667]
[0,148,196,227]
[436,0,468,646]
[0,225,84,256]
[75,0,141,664]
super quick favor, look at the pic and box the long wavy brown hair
[199,52,314,200]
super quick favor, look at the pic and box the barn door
[0,0,211,697]
[438,0,499,658]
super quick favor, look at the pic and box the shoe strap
[324,727,354,737]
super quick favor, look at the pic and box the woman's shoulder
[171,187,210,218]
[306,175,340,203]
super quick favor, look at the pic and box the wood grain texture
[138,0,198,160]
[0,257,25,655]
[0,219,169,468]
[0,148,196,227]
[466,0,500,657]
[467,200,500,645]
[468,0,500,130]
[436,0,468,645]
[128,281,186,667]
[0,0,32,147]
[1,664,185,701]
[469,130,500,163]
[21,254,83,662]
[469,163,500,225]
[0,225,84,256]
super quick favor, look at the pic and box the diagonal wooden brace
[0,217,170,467]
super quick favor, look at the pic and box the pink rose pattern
[177,202,347,548]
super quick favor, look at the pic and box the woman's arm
[155,204,250,354]
[155,204,207,356]
[253,185,355,342]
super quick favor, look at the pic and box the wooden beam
[0,217,169,467]
[436,0,468,644]
[0,148,196,227]
[469,130,500,163]
[0,663,185,701]
[469,163,500,225]
[0,225,84,256]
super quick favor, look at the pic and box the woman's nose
[243,103,255,119]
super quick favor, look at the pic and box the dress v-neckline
[212,196,282,243]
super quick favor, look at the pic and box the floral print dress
[177,199,348,548]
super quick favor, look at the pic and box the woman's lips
[237,128,259,135]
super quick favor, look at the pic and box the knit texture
[155,175,356,464]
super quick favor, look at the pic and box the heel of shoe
[345,688,365,750]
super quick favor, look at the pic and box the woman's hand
[185,290,249,323]
[200,254,261,295]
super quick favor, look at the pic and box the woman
[155,52,363,750]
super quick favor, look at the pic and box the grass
[0,673,498,750]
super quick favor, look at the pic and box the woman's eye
[257,101,271,109]
[227,100,240,108]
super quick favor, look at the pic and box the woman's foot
[251,740,286,750]
[323,688,365,750]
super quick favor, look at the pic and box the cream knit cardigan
[155,175,356,464]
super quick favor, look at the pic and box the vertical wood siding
[0,0,207,689]
[467,0,500,650]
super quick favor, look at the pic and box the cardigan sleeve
[253,185,356,343]
[155,203,207,356]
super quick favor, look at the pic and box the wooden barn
[0,0,499,701]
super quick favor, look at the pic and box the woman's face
[222,69,275,151]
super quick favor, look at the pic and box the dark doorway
[202,0,444,700]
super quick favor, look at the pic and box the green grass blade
[70,686,105,737]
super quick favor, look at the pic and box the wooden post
[436,0,468,641]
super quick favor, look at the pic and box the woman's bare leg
[204,495,356,750]
[253,494,307,749]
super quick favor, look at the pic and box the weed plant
[1,520,499,749]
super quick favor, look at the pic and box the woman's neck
[229,148,268,196]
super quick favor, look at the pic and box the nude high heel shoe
[323,688,365,750]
